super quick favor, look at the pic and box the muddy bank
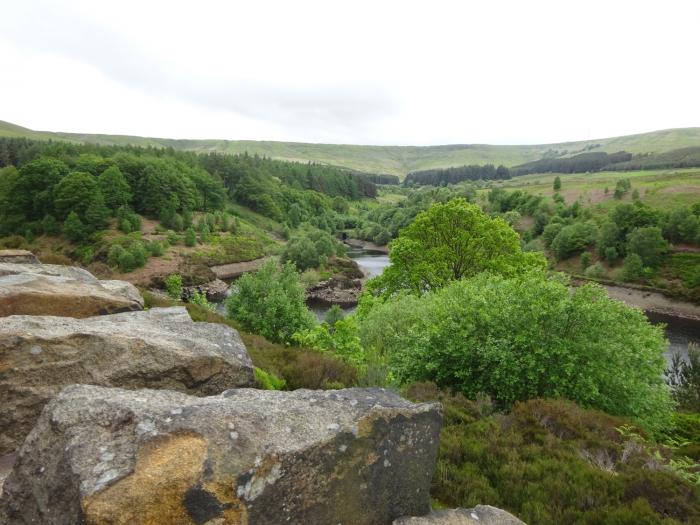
[598,283,700,321]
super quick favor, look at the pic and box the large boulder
[0,262,144,317]
[394,506,526,525]
[0,384,442,525]
[0,307,255,455]
[0,250,39,264]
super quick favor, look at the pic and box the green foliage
[361,273,673,433]
[254,367,287,390]
[550,221,597,260]
[553,175,561,191]
[324,304,345,326]
[585,262,606,279]
[406,386,700,525]
[97,166,131,211]
[627,227,668,268]
[164,274,183,300]
[62,211,87,243]
[293,316,365,368]
[84,191,110,231]
[189,290,214,311]
[580,251,591,269]
[226,260,315,344]
[184,226,197,247]
[621,253,646,282]
[41,214,59,236]
[371,198,546,297]
[54,171,98,220]
[281,225,341,271]
[147,240,164,257]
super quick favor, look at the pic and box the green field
[3,120,700,178]
[484,168,700,210]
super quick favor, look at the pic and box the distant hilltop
[2,119,700,179]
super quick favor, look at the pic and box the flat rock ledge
[394,506,527,525]
[0,307,255,455]
[0,250,40,264]
[0,385,442,525]
[0,262,144,317]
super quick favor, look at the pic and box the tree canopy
[370,198,546,296]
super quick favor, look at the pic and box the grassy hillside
[2,120,700,178]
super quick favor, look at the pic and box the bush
[185,227,197,247]
[254,367,287,390]
[226,260,315,344]
[147,241,164,257]
[189,290,214,311]
[550,221,597,260]
[117,249,136,273]
[621,253,646,282]
[361,272,673,433]
[164,274,183,300]
[405,388,700,525]
[281,225,341,271]
[627,227,668,268]
[585,262,606,278]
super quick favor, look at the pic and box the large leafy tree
[371,198,545,296]
[627,226,668,268]
[7,157,69,223]
[54,171,98,219]
[98,166,132,211]
[360,272,672,433]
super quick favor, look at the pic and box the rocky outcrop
[0,307,255,454]
[0,262,144,317]
[0,250,39,264]
[306,276,362,307]
[183,278,230,302]
[0,384,442,525]
[394,506,526,525]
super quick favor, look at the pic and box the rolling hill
[2,119,700,178]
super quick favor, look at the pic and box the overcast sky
[1,0,699,146]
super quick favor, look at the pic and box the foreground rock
[1,385,442,525]
[0,262,143,317]
[0,307,254,454]
[0,250,39,264]
[394,506,526,525]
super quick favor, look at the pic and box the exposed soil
[210,256,273,280]
[600,283,700,321]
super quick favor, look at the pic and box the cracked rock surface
[0,384,442,525]
[0,307,254,455]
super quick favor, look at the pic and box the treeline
[513,151,633,175]
[362,173,400,185]
[404,164,510,186]
[608,146,700,171]
[0,138,380,240]
[514,146,700,175]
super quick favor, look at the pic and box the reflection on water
[646,311,699,364]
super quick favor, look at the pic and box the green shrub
[164,274,183,300]
[585,262,606,279]
[361,272,673,433]
[117,250,136,273]
[189,290,214,311]
[404,388,700,525]
[185,226,197,247]
[147,241,164,257]
[226,260,315,344]
[254,367,287,390]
